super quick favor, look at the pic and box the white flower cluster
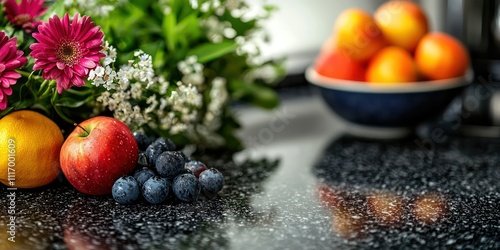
[244,64,280,84]
[199,16,237,43]
[203,77,228,131]
[177,56,205,87]
[159,82,203,134]
[88,41,117,90]
[226,0,267,22]
[89,43,203,135]
[183,77,229,147]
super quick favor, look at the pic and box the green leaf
[229,80,279,109]
[0,107,14,118]
[175,13,201,45]
[55,97,90,108]
[45,0,66,17]
[64,88,93,97]
[188,41,238,63]
[12,99,34,110]
[163,12,177,51]
[246,83,280,109]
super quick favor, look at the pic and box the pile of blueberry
[111,132,224,205]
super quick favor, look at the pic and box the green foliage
[1,0,286,153]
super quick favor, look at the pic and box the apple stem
[74,123,89,136]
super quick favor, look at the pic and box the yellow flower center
[13,14,31,26]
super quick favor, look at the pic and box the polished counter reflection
[0,134,499,249]
[314,135,500,247]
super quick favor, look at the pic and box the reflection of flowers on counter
[0,0,285,151]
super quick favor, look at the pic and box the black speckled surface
[1,124,500,249]
[314,136,500,249]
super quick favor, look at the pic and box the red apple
[60,116,139,195]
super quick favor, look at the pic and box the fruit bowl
[306,67,473,137]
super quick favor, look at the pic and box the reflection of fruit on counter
[0,110,63,188]
[60,116,139,195]
[333,8,387,62]
[415,32,470,80]
[63,201,114,250]
[331,207,367,239]
[316,184,368,238]
[412,193,447,224]
[330,195,368,239]
[374,1,428,52]
[367,191,406,225]
[317,183,343,208]
[366,46,418,83]
[314,49,366,82]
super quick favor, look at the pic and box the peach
[333,8,387,62]
[415,32,470,80]
[374,1,429,52]
[314,47,366,81]
[366,46,418,83]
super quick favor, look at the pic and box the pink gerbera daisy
[0,32,28,110]
[4,0,47,33]
[30,13,105,94]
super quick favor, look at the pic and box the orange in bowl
[366,46,418,83]
[374,1,429,52]
[333,8,387,62]
[415,32,470,80]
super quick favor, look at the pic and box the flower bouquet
[0,0,285,152]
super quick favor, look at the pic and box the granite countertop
[0,87,499,249]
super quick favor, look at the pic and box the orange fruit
[315,47,366,81]
[366,46,418,83]
[415,32,470,80]
[0,110,64,188]
[374,1,429,52]
[333,8,387,62]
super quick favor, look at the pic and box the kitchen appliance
[445,0,500,136]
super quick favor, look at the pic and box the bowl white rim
[305,66,473,94]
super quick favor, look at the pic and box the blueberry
[133,131,154,151]
[198,168,224,196]
[145,137,177,166]
[155,151,187,179]
[184,160,208,178]
[137,152,149,167]
[154,137,177,151]
[133,167,155,187]
[112,176,140,205]
[142,176,170,204]
[172,173,201,202]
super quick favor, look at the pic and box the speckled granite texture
[0,135,499,249]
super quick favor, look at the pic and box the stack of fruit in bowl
[306,1,473,132]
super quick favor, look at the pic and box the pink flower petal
[79,58,96,68]
[56,61,66,70]
[0,99,7,111]
[2,86,13,95]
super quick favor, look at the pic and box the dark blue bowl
[306,67,472,128]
